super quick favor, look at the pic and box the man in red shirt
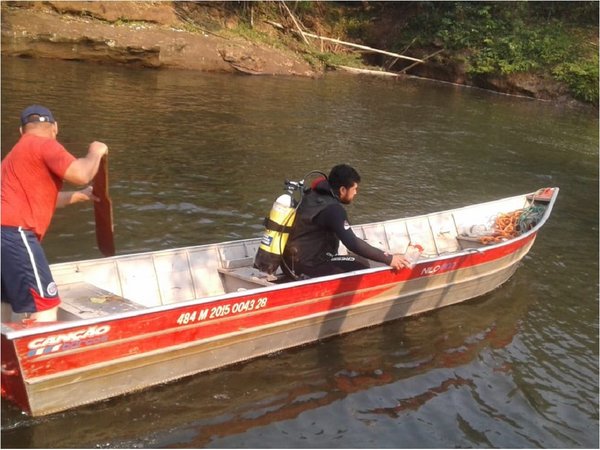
[1,105,108,323]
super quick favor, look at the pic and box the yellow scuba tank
[254,182,300,274]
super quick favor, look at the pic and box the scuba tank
[254,171,328,276]
[254,180,301,275]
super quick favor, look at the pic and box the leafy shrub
[553,57,599,104]
[398,2,598,103]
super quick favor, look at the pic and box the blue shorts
[1,226,61,314]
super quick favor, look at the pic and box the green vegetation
[395,2,599,104]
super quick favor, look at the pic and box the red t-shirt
[1,134,76,240]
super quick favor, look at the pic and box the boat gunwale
[1,188,559,340]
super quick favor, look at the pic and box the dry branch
[300,31,423,63]
[400,48,444,73]
[279,0,309,45]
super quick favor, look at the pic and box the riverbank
[0,3,316,76]
[1,1,597,108]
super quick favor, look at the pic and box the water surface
[1,57,598,448]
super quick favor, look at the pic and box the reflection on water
[0,288,531,448]
[1,57,598,448]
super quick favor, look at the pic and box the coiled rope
[479,205,546,245]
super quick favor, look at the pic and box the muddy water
[1,57,598,448]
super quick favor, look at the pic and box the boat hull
[3,234,534,416]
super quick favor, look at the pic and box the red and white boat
[1,188,558,416]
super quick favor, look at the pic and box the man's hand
[72,185,99,203]
[389,254,411,270]
[56,186,99,208]
[88,141,108,158]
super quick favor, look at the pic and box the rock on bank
[0,2,317,77]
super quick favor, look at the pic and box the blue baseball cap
[20,105,55,126]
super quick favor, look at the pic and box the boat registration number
[176,297,268,325]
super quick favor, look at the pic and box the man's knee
[30,306,59,322]
[2,304,59,323]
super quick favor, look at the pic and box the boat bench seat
[58,281,146,320]
[217,266,276,292]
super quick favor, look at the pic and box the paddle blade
[92,155,115,257]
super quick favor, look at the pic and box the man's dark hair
[328,164,361,192]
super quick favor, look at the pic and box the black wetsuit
[283,180,392,278]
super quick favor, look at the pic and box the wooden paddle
[92,155,115,256]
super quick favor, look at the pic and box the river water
[1,57,598,448]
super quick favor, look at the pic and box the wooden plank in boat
[217,266,275,292]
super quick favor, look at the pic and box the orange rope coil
[479,209,523,245]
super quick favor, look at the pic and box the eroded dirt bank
[1,2,317,76]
